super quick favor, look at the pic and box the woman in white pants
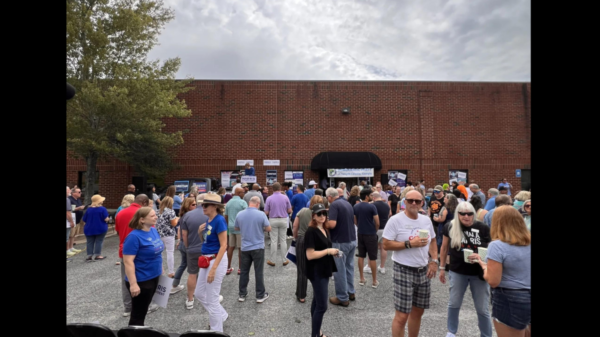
[195,193,229,332]
[156,196,179,278]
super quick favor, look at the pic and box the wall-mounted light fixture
[342,108,350,114]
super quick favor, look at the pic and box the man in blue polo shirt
[290,184,309,223]
[304,180,317,199]
[235,196,272,302]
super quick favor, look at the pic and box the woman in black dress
[305,203,339,337]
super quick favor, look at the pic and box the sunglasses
[201,204,212,209]
[191,204,197,206]
[315,212,328,217]
[524,205,530,208]
[433,190,441,193]
[458,212,474,216]
[405,199,422,204]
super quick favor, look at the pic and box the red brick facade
[67,80,531,208]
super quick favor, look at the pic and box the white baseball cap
[308,180,317,186]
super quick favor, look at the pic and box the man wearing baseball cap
[305,180,317,200]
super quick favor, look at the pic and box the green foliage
[67,0,193,200]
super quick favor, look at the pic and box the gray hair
[469,184,480,190]
[249,196,261,205]
[520,199,531,213]
[338,182,346,188]
[371,192,382,200]
[326,187,339,198]
[514,191,531,201]
[487,188,499,196]
[449,202,476,250]
[196,193,206,202]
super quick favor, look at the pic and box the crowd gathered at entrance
[67,172,531,337]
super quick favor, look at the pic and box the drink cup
[72,205,76,212]
[478,247,488,262]
[336,251,343,258]
[418,229,429,239]
[463,249,474,263]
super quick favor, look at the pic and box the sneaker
[170,285,184,294]
[219,295,223,303]
[266,260,275,266]
[445,333,456,337]
[147,303,159,313]
[378,267,386,274]
[186,298,194,309]
[363,266,372,274]
[256,293,269,303]
[67,251,76,257]
[122,312,131,317]
[71,248,82,253]
[238,295,246,302]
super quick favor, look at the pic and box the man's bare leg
[187,273,198,301]
[407,306,425,337]
[392,310,409,337]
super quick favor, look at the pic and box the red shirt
[115,203,142,258]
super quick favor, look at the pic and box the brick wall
[67,80,531,208]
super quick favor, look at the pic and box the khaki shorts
[228,233,242,248]
[69,214,82,238]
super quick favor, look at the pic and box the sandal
[359,279,366,286]
[94,256,106,260]
[226,268,234,275]
[297,297,305,303]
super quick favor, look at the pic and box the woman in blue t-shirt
[194,194,229,332]
[123,206,164,327]
[470,206,531,337]
[81,194,109,261]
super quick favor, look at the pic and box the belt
[395,262,428,273]
[495,287,530,293]
[202,254,216,258]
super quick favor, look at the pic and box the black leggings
[309,273,329,337]
[125,276,160,326]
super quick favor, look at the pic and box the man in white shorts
[382,190,439,337]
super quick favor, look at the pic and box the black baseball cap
[311,203,326,214]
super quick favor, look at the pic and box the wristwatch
[428,258,439,265]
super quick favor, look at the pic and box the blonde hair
[449,202,476,250]
[350,186,360,197]
[514,191,531,201]
[128,207,154,230]
[121,194,135,208]
[491,206,531,246]
[309,195,324,209]
[159,196,174,215]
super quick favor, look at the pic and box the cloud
[148,0,530,81]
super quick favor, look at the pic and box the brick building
[67,80,531,208]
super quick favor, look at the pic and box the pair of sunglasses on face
[405,199,422,204]
[315,212,328,217]
[458,212,474,216]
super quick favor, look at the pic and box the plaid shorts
[393,262,431,313]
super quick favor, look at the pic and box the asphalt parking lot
[67,235,497,336]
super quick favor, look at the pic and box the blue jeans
[332,240,357,302]
[173,241,187,287]
[448,271,492,337]
[309,271,329,337]
[437,223,444,251]
[85,232,107,257]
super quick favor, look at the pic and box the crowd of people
[66,175,530,337]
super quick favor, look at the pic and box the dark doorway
[520,169,531,191]
[132,176,147,196]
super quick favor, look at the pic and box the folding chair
[117,326,171,337]
[180,330,230,337]
[67,323,116,337]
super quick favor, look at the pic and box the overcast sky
[147,0,530,81]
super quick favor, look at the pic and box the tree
[67,0,193,204]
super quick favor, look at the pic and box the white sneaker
[71,248,82,253]
[67,251,76,257]
[186,298,194,309]
[219,295,223,303]
[445,333,456,337]
[364,266,372,274]
[378,267,386,274]
[122,311,131,317]
[147,303,159,314]
[170,285,184,294]
[256,292,269,303]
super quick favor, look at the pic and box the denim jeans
[309,271,329,337]
[85,232,107,257]
[448,271,492,337]
[239,248,266,299]
[173,241,187,287]
[331,240,357,302]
